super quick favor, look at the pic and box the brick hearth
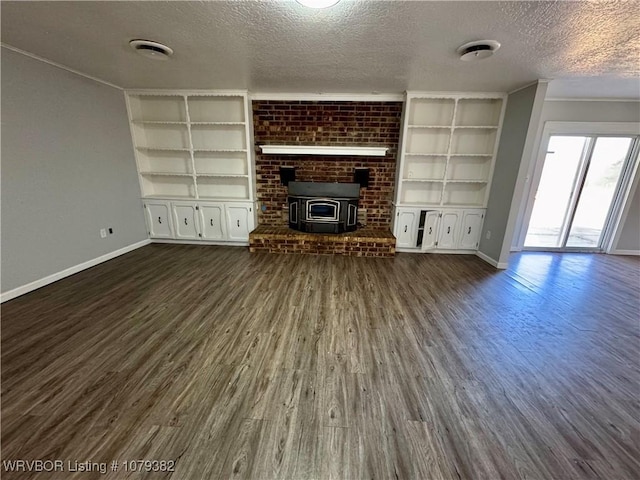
[249,226,395,257]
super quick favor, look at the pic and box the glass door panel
[566,137,632,247]
[524,136,589,248]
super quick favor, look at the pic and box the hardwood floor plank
[320,353,349,428]
[250,415,300,479]
[219,419,266,480]
[319,426,350,480]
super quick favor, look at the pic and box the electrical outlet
[108,227,113,234]
[100,228,107,238]
[486,230,491,240]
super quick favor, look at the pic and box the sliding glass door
[524,135,636,251]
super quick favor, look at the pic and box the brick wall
[252,100,402,228]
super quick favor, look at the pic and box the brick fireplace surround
[249,100,402,257]
[252,100,402,227]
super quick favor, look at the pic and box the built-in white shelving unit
[127,91,254,202]
[126,91,256,244]
[393,92,506,253]
[396,93,505,208]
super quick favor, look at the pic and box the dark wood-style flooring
[2,245,639,479]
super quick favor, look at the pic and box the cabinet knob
[158,217,162,224]
[404,225,407,233]
[447,226,451,234]
[429,227,432,234]
[210,219,214,226]
[468,227,472,234]
[237,220,240,227]
[184,218,188,225]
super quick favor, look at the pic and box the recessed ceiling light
[129,39,173,60]
[457,40,500,61]
[297,0,341,8]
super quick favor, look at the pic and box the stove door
[307,199,340,222]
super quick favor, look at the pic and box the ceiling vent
[457,40,500,61]
[129,39,173,60]
[297,0,340,7]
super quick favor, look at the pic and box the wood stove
[288,181,360,234]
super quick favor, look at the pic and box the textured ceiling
[1,1,639,98]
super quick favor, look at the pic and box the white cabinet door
[200,203,226,240]
[459,210,484,250]
[437,210,461,249]
[172,202,200,240]
[396,209,419,248]
[420,210,440,251]
[144,201,173,238]
[226,204,253,242]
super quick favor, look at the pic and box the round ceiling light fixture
[296,0,341,8]
[457,40,500,61]
[129,39,173,60]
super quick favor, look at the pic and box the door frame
[515,121,640,252]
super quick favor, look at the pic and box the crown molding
[250,92,404,102]
[1,43,122,90]
[507,80,550,96]
[545,97,640,102]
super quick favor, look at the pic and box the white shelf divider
[140,172,193,177]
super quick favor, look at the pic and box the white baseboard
[0,239,151,303]
[395,248,476,254]
[610,249,640,256]
[476,250,509,269]
[151,239,249,247]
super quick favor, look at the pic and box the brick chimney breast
[252,100,402,228]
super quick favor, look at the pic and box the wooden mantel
[259,145,389,156]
